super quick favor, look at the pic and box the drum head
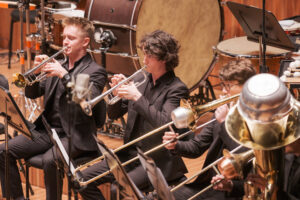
[136,0,222,89]
[217,36,290,58]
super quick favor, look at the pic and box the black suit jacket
[175,119,248,186]
[107,70,189,181]
[25,54,107,152]
[280,153,300,200]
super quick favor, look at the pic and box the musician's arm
[172,120,215,158]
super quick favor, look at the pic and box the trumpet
[73,94,240,186]
[12,47,67,88]
[80,65,148,116]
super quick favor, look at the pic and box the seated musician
[0,17,107,200]
[162,59,256,200]
[228,137,300,200]
[79,30,189,200]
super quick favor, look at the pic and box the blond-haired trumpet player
[0,17,107,200]
[162,59,256,200]
[79,30,189,200]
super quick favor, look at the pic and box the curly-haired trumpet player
[79,30,189,200]
[0,17,107,200]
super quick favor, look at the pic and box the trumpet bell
[12,73,26,88]
[225,73,300,150]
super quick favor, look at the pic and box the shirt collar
[148,70,175,87]
[64,53,89,72]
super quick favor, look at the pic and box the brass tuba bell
[225,73,300,200]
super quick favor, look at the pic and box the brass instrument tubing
[171,143,243,192]
[78,119,216,186]
[24,47,67,76]
[74,121,174,174]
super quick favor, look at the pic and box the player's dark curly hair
[139,30,180,71]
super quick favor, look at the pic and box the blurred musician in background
[79,30,189,200]
[162,59,256,200]
[0,17,107,200]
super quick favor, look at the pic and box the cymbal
[0,1,36,10]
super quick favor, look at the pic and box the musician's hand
[42,59,68,78]
[109,74,126,96]
[247,174,268,191]
[162,131,178,150]
[116,81,142,101]
[212,175,233,192]
[215,104,229,123]
[33,55,49,74]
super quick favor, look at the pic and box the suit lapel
[149,74,174,104]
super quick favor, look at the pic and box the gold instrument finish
[80,65,148,116]
[73,93,242,186]
[225,73,300,200]
[195,93,240,117]
[12,47,67,88]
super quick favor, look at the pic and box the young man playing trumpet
[0,17,107,200]
[162,59,256,200]
[79,30,189,200]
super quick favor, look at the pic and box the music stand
[0,86,33,199]
[137,148,175,200]
[226,1,297,52]
[95,139,145,200]
[41,116,86,197]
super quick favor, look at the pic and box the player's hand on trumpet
[41,59,68,78]
[117,81,142,101]
[162,131,179,150]
[109,74,126,96]
[33,55,49,74]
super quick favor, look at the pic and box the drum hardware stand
[259,0,269,73]
[188,79,216,107]
[40,0,47,54]
[99,118,125,139]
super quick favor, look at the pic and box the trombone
[80,65,148,116]
[171,148,254,200]
[73,94,240,186]
[12,46,67,88]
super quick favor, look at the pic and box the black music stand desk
[0,86,33,199]
[137,148,175,200]
[226,1,297,51]
[96,140,145,200]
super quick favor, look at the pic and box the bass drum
[85,0,223,90]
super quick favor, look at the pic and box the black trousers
[172,184,242,200]
[79,158,151,200]
[0,131,90,200]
